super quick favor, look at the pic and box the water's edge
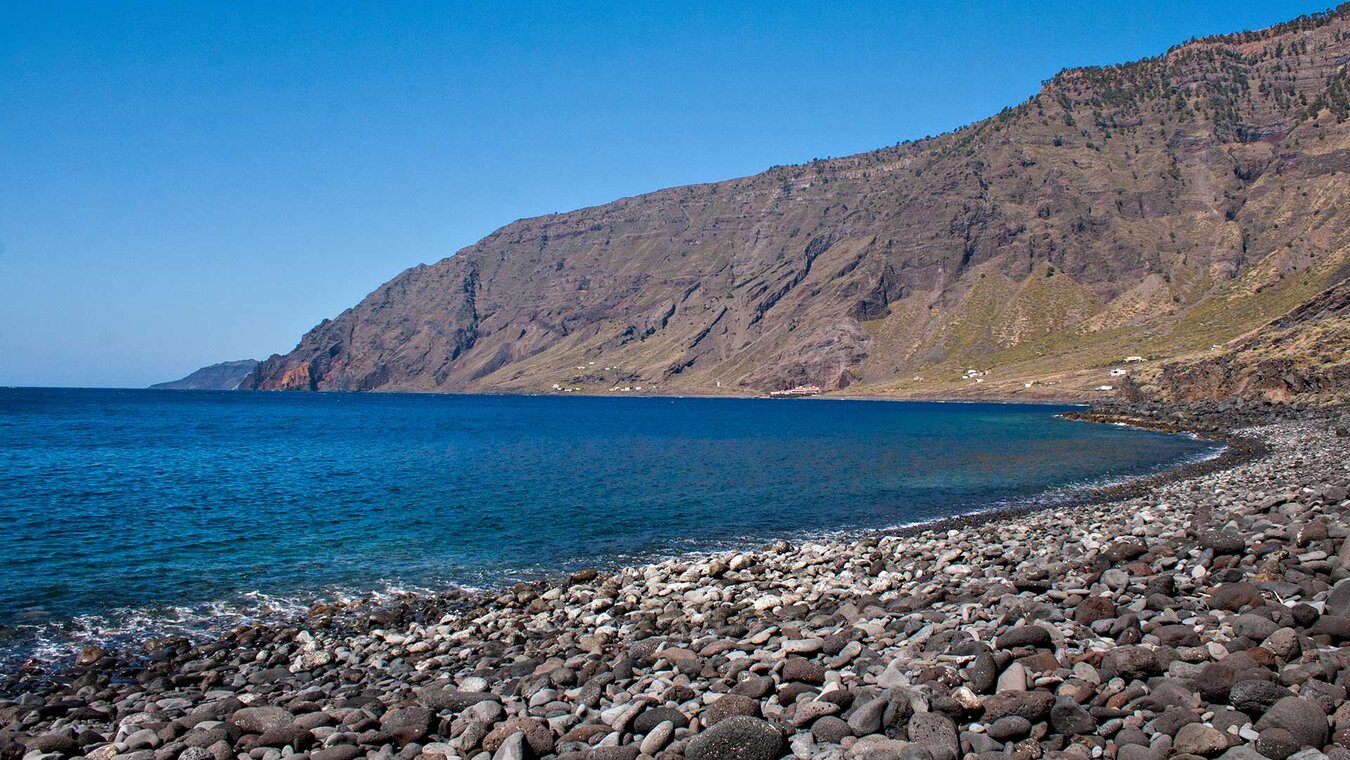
[1,406,1238,678]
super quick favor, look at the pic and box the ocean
[0,388,1219,667]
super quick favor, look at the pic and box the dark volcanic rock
[965,653,998,694]
[1198,529,1247,555]
[310,747,362,760]
[981,691,1055,722]
[1229,614,1279,641]
[1230,681,1295,714]
[229,706,294,734]
[1049,701,1096,735]
[632,706,689,735]
[782,656,826,684]
[1153,624,1201,647]
[908,712,960,760]
[1101,646,1159,680]
[417,688,497,712]
[23,734,81,756]
[1196,656,1274,704]
[987,716,1033,741]
[1254,697,1329,750]
[1074,597,1118,625]
[1310,615,1350,641]
[379,706,431,746]
[995,626,1052,650]
[685,716,785,760]
[811,715,852,744]
[1208,584,1265,612]
[702,694,761,727]
[482,717,553,756]
[256,725,313,750]
[1256,728,1301,760]
[1105,540,1149,563]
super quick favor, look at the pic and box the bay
[0,388,1217,664]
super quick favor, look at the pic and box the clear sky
[0,1,1337,387]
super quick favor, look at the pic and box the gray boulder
[1255,697,1329,750]
[685,716,785,760]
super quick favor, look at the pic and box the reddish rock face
[243,9,1350,398]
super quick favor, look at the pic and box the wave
[0,581,457,674]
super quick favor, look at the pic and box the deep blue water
[0,388,1219,665]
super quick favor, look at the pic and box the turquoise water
[0,388,1218,664]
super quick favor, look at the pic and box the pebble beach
[4,406,1350,760]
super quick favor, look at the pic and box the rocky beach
[8,3,1350,760]
[3,406,1349,760]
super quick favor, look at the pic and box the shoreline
[1,406,1224,680]
[3,405,1348,760]
[29,386,1101,407]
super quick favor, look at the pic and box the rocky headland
[4,405,1349,760]
[151,362,260,392]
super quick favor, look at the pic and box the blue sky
[0,1,1336,387]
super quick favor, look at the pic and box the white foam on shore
[0,580,465,671]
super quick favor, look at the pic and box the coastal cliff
[245,5,1350,401]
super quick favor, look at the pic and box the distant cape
[150,360,259,390]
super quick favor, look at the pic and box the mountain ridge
[243,4,1350,402]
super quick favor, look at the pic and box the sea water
[0,388,1218,666]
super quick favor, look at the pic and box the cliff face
[152,360,260,391]
[244,6,1350,397]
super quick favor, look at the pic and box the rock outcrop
[1135,279,1350,406]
